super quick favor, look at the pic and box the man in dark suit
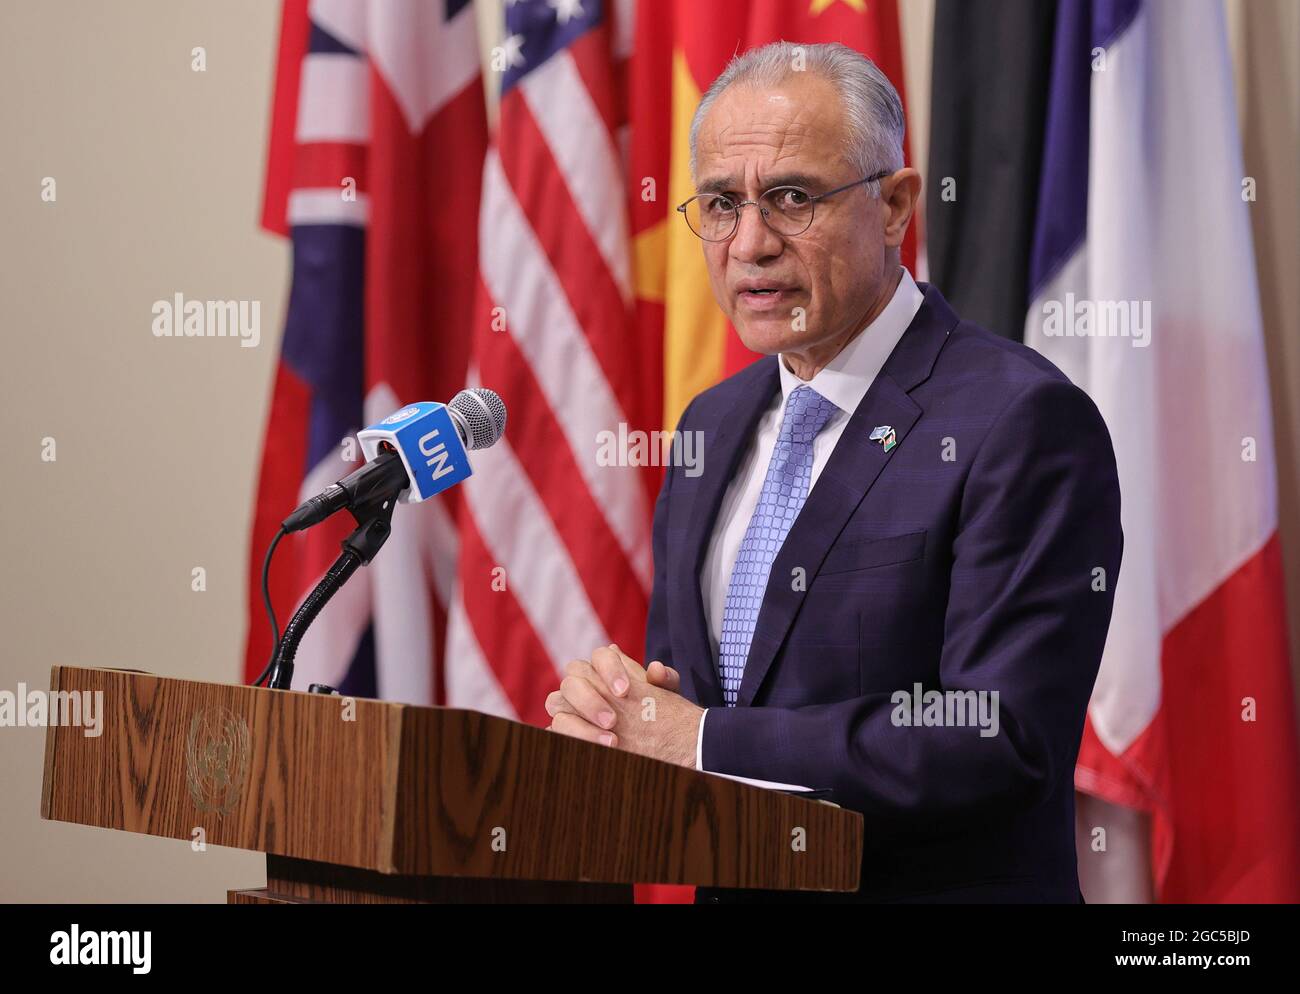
[545,41,1121,903]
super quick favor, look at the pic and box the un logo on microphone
[381,406,422,425]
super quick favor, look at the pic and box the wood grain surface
[42,666,862,891]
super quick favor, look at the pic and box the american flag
[246,0,487,701]
[443,0,659,723]
[249,0,656,716]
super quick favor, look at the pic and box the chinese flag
[627,0,915,904]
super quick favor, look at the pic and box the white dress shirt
[694,268,925,770]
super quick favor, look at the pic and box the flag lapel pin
[869,425,897,453]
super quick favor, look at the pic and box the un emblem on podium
[185,706,250,817]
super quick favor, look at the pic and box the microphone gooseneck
[262,390,507,691]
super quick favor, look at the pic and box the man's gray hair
[689,41,905,189]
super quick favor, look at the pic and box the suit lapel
[735,284,958,707]
[677,360,781,709]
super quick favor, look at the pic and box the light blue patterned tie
[718,385,839,706]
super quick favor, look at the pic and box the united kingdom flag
[245,0,487,701]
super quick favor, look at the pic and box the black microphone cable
[250,526,287,687]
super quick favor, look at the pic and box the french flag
[1025,0,1300,901]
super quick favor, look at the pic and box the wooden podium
[41,666,862,903]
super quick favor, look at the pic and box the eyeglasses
[676,170,891,242]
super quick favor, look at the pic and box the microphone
[281,387,507,533]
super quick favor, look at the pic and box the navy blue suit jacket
[645,284,1123,903]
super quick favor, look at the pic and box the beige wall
[0,0,1294,903]
[1226,0,1300,719]
[0,0,285,900]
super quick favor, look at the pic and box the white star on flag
[501,33,526,69]
[548,0,585,26]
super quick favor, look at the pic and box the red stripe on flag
[457,515,557,726]
[567,26,623,140]
[261,0,311,236]
[365,77,485,406]
[496,94,645,430]
[1158,534,1300,902]
[292,142,370,195]
[1078,534,1300,902]
[243,362,310,682]
[471,283,648,653]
